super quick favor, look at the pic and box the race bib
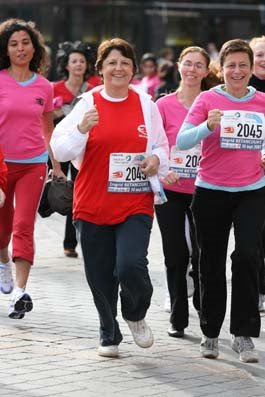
[108,153,151,193]
[220,110,265,150]
[170,145,201,179]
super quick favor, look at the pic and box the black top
[249,74,265,93]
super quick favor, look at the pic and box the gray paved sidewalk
[0,214,264,397]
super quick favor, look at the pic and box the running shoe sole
[8,293,33,319]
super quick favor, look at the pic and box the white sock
[12,287,25,298]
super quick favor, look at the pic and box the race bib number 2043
[220,110,265,150]
[108,152,151,193]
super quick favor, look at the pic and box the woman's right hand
[78,105,99,134]
[0,188,6,208]
[207,109,223,131]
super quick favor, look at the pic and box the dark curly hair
[0,18,46,73]
[56,41,95,81]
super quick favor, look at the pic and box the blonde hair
[249,36,265,50]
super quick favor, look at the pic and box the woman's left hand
[261,155,265,168]
[140,155,160,177]
[51,167,67,180]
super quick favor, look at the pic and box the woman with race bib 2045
[177,39,265,363]
[51,38,175,358]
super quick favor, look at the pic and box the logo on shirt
[137,124,147,139]
[173,157,183,164]
[223,126,234,134]
[35,97,44,106]
[112,171,123,178]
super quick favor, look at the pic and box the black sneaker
[8,292,33,319]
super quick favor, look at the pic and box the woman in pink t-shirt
[156,47,212,338]
[177,39,265,363]
[0,19,63,320]
[138,53,161,99]
[0,146,7,208]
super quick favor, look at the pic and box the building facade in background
[0,0,264,78]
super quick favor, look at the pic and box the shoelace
[0,264,12,283]
[238,337,254,352]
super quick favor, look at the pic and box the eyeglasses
[181,61,206,70]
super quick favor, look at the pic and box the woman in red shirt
[52,42,94,258]
[51,38,173,358]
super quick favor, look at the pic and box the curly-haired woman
[0,18,63,319]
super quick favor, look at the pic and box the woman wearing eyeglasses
[156,46,212,339]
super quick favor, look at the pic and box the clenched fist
[78,105,99,134]
[207,109,223,131]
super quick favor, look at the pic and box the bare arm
[43,112,66,178]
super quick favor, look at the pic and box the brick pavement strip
[0,214,263,397]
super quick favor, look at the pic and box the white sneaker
[125,319,154,348]
[0,260,14,294]
[98,345,119,358]
[200,335,219,359]
[258,294,265,312]
[231,336,259,363]
[8,289,33,319]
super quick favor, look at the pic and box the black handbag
[38,176,54,218]
[48,176,74,216]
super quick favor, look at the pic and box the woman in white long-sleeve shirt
[51,38,173,358]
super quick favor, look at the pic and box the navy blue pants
[75,214,153,346]
[192,186,265,338]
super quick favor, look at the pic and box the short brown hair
[219,39,253,67]
[95,38,137,74]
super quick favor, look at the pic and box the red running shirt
[73,90,154,225]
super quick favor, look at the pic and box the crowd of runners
[0,17,265,364]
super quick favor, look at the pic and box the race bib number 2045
[108,152,151,193]
[220,110,265,150]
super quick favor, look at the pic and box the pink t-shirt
[185,89,265,186]
[157,92,195,194]
[139,75,161,98]
[0,69,53,160]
